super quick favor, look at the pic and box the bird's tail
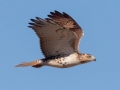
[15,60,44,68]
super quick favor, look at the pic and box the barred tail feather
[15,60,43,68]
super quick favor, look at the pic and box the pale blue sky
[0,0,120,90]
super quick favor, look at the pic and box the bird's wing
[28,11,83,58]
[47,10,84,52]
[28,17,75,58]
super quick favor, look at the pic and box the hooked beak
[92,56,96,61]
[94,58,96,61]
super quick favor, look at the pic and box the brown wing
[28,17,76,58]
[46,10,84,52]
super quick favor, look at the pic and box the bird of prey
[15,10,96,68]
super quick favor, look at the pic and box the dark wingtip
[30,19,35,21]
[54,10,60,13]
[63,12,67,15]
[28,23,34,25]
[36,17,40,20]
[50,12,55,15]
[63,12,67,14]
[48,15,52,18]
[55,10,62,15]
[28,26,32,28]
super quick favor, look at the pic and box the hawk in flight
[15,10,96,68]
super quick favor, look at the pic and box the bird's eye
[87,56,91,58]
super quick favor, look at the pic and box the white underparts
[44,53,81,68]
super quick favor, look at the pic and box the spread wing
[28,11,83,58]
[47,11,84,52]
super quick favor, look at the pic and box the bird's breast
[45,53,81,68]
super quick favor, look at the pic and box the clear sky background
[0,0,120,90]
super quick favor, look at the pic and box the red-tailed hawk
[15,10,96,68]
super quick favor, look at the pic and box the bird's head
[79,53,96,64]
